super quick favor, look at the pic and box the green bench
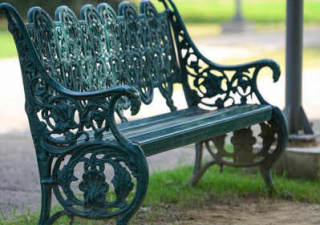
[0,0,288,224]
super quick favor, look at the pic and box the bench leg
[38,184,52,225]
[41,143,149,225]
[260,164,274,195]
[188,141,220,186]
[194,142,203,172]
[260,107,288,195]
[188,142,203,185]
[116,144,150,225]
[35,150,53,225]
[188,107,288,193]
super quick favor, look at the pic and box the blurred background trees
[2,0,320,24]
[3,0,123,17]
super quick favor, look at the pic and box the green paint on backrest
[26,1,179,110]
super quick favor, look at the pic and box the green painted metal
[112,104,273,156]
[0,0,288,224]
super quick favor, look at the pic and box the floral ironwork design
[53,144,139,217]
[164,0,280,108]
[231,127,257,163]
[40,143,148,225]
[189,110,287,194]
[27,1,178,106]
[13,1,179,148]
[205,122,277,166]
[0,1,288,224]
[0,3,151,224]
[0,1,181,149]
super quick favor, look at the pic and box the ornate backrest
[0,1,182,148]
[26,1,179,111]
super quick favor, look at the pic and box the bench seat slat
[115,104,272,156]
[117,107,210,132]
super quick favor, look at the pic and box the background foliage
[2,0,320,24]
[1,0,122,17]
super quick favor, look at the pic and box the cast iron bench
[0,0,288,224]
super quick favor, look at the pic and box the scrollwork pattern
[205,123,276,167]
[27,1,178,103]
[1,1,288,224]
[19,1,181,148]
[165,0,280,108]
[46,142,149,223]
[188,106,288,193]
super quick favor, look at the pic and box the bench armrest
[48,78,142,148]
[183,44,280,107]
[162,0,281,108]
[186,53,280,107]
[42,74,142,148]
[189,57,281,106]
[46,75,141,116]
[38,73,142,149]
[36,73,142,149]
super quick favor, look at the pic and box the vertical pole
[235,0,244,21]
[285,0,304,134]
[223,0,252,33]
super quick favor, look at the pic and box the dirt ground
[134,197,320,225]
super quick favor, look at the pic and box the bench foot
[116,217,130,225]
[43,211,73,225]
[43,211,132,225]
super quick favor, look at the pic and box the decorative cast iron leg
[187,107,288,193]
[36,154,54,225]
[188,142,203,186]
[117,217,130,225]
[47,143,149,225]
[194,142,203,173]
[45,211,73,225]
[260,164,274,195]
[116,177,149,225]
[38,184,52,225]
[113,144,149,225]
[258,107,288,194]
[188,141,219,186]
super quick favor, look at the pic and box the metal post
[285,0,314,136]
[234,0,244,21]
[222,0,253,33]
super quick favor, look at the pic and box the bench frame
[0,0,288,224]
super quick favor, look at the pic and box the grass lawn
[1,165,320,225]
[153,0,320,24]
[0,28,16,59]
[1,0,320,59]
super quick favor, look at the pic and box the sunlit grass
[1,0,320,59]
[153,0,320,24]
[0,28,16,59]
[147,165,320,206]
